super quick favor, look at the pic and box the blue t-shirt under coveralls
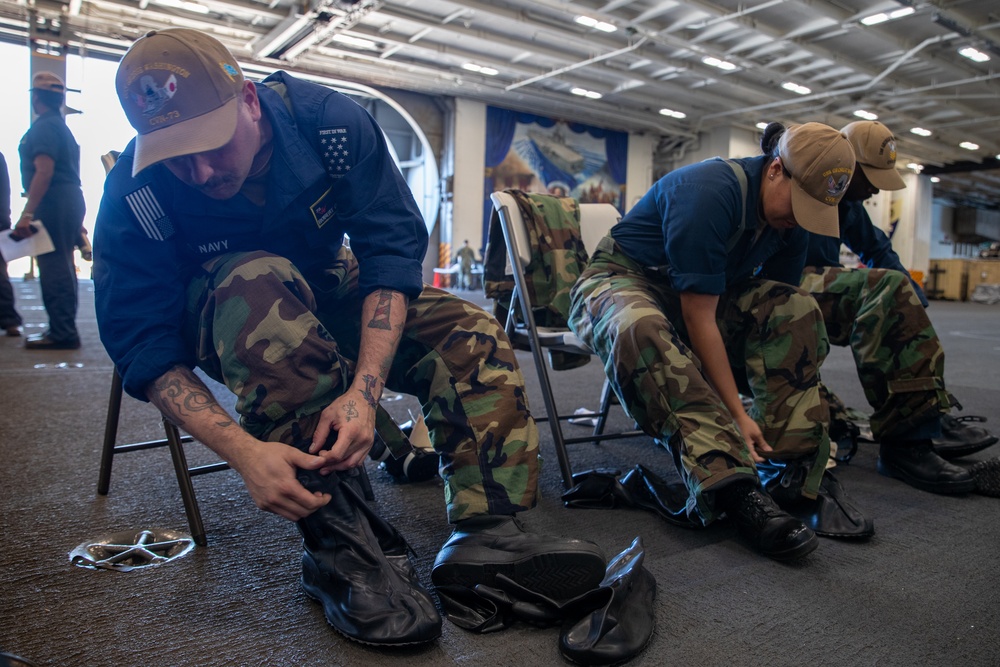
[93,71,427,399]
[610,155,808,293]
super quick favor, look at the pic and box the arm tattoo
[359,373,380,409]
[367,288,394,330]
[151,370,236,429]
[343,399,360,422]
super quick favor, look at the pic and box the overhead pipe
[504,36,650,91]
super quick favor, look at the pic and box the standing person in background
[0,151,24,336]
[455,239,478,290]
[14,72,86,350]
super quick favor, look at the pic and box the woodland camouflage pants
[183,248,540,523]
[569,237,830,524]
[800,265,948,441]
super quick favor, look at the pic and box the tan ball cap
[116,28,244,176]
[841,120,907,191]
[778,122,856,238]
[30,71,66,93]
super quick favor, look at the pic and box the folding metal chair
[489,191,641,489]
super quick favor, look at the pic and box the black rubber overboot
[758,458,874,540]
[296,467,442,646]
[431,515,606,603]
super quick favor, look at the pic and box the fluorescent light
[909,127,932,137]
[959,47,990,62]
[781,81,811,95]
[906,163,923,171]
[756,122,769,130]
[659,108,687,119]
[571,87,602,99]
[702,56,737,71]
[930,176,941,183]
[860,13,889,26]
[330,34,378,50]
[155,0,210,14]
[461,63,499,76]
[853,110,878,120]
[575,16,616,32]
[959,141,979,150]
[890,7,915,19]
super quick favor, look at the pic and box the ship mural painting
[482,106,628,244]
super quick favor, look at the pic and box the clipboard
[0,220,56,262]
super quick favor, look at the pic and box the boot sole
[933,436,999,460]
[432,549,607,601]
[301,581,441,647]
[876,458,976,495]
[761,532,819,561]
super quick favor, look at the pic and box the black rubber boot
[431,515,607,602]
[297,467,442,646]
[715,481,819,561]
[877,440,976,494]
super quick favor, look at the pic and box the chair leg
[97,369,125,496]
[163,419,209,547]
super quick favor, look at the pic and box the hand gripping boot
[297,467,442,646]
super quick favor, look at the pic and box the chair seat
[511,324,593,355]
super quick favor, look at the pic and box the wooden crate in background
[926,259,969,301]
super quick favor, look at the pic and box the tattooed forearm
[359,373,381,409]
[343,399,360,422]
[149,367,236,429]
[367,288,394,330]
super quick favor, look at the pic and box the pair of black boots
[296,466,608,647]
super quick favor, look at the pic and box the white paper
[0,220,56,262]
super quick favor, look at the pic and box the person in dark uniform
[15,71,86,350]
[0,151,24,336]
[569,122,859,559]
[94,29,606,646]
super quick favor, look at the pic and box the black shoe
[716,482,818,561]
[24,334,80,350]
[933,414,998,459]
[877,440,976,494]
[431,515,607,602]
[969,457,1000,497]
[297,468,442,646]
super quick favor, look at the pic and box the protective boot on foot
[877,440,976,494]
[297,467,442,646]
[932,414,998,459]
[431,515,606,602]
[716,481,818,561]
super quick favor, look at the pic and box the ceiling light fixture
[853,110,878,120]
[756,122,769,130]
[909,127,932,137]
[330,34,378,50]
[574,16,617,32]
[930,176,941,183]
[154,0,210,14]
[702,56,737,71]
[461,62,499,76]
[860,7,914,26]
[659,108,687,119]
[571,87,603,99]
[781,81,811,95]
[959,46,990,63]
[959,141,979,150]
[906,163,923,171]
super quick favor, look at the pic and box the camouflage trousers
[800,266,948,440]
[183,248,540,523]
[568,238,830,524]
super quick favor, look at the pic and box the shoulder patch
[318,126,354,179]
[124,185,175,240]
